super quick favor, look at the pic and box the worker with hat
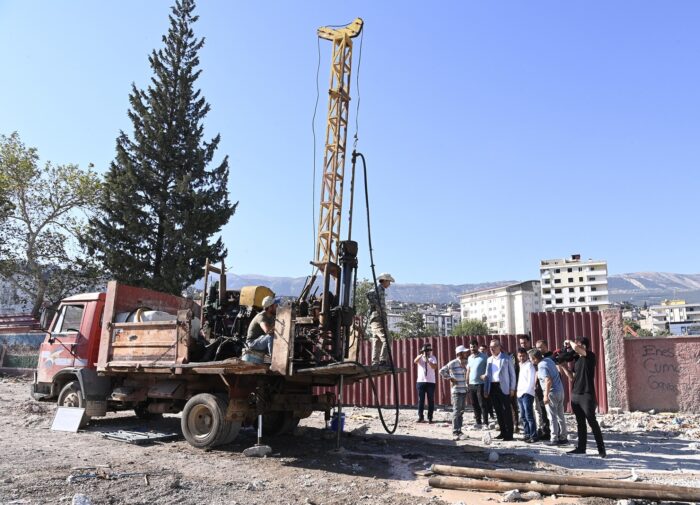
[246,295,279,356]
[439,344,470,440]
[367,273,395,367]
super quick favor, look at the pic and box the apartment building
[459,280,541,335]
[540,254,609,312]
[647,299,700,334]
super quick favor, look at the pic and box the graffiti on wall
[627,338,700,412]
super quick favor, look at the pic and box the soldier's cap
[377,273,395,283]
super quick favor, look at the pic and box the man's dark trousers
[489,381,514,439]
[571,393,605,454]
[416,382,436,421]
[468,384,487,425]
[534,382,550,439]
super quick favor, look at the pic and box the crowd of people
[415,335,606,458]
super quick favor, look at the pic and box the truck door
[36,304,86,384]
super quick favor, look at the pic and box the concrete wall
[624,337,700,412]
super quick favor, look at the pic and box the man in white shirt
[516,347,538,442]
[414,343,438,423]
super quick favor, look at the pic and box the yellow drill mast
[315,18,363,269]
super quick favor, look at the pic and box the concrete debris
[520,491,542,500]
[616,501,635,505]
[246,480,266,491]
[628,469,641,482]
[488,451,499,463]
[501,489,521,502]
[71,495,93,505]
[423,486,432,492]
[351,424,369,436]
[648,409,657,415]
[689,442,700,451]
[482,432,492,445]
[243,445,272,458]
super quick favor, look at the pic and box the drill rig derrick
[296,18,363,366]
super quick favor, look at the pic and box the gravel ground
[0,376,698,505]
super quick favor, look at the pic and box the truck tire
[57,380,90,427]
[57,380,85,409]
[181,393,240,449]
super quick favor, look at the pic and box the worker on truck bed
[246,296,279,355]
[367,273,394,367]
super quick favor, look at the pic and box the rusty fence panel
[530,311,607,414]
[317,334,526,409]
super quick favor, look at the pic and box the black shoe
[502,436,514,441]
[599,450,607,458]
[567,448,586,455]
[524,438,535,444]
[416,419,426,423]
[557,438,569,445]
[494,433,504,440]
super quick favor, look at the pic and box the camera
[554,341,577,364]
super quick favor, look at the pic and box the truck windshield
[52,304,84,333]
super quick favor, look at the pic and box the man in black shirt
[558,336,606,458]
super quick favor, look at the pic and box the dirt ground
[1,376,699,505]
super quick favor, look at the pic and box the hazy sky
[1,1,698,284]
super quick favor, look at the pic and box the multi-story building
[539,254,609,312]
[647,299,700,334]
[459,281,541,335]
[386,307,461,336]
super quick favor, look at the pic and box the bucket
[329,412,345,432]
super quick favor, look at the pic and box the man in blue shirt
[528,349,568,445]
[465,340,488,428]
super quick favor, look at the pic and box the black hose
[353,150,400,434]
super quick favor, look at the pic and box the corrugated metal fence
[321,311,607,414]
[530,311,608,413]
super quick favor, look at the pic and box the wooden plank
[270,306,294,375]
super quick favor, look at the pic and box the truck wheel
[57,381,85,408]
[181,393,240,449]
[57,380,90,427]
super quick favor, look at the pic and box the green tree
[86,0,235,295]
[452,318,490,336]
[637,328,653,337]
[351,278,374,337]
[396,311,433,339]
[0,132,101,317]
[624,319,641,332]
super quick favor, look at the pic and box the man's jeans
[416,382,436,421]
[451,391,467,434]
[545,390,568,441]
[517,393,537,439]
[248,334,273,355]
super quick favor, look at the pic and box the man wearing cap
[368,273,394,366]
[439,345,469,440]
[414,343,438,423]
[246,295,279,355]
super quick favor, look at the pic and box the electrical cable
[310,36,321,275]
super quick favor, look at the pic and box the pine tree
[87,0,235,294]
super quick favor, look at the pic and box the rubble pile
[600,410,700,440]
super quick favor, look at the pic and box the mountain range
[224,272,700,305]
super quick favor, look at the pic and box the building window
[555,288,561,294]
[579,287,585,292]
[588,277,596,281]
[568,288,574,293]
[578,267,583,272]
[579,277,583,282]
[555,269,560,273]
[568,278,574,283]
[591,287,597,292]
[555,298,563,304]
[543,289,550,294]
[554,279,561,284]
[569,297,575,303]
[569,308,576,312]
[545,300,551,305]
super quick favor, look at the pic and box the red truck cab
[32,292,105,408]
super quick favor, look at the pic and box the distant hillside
[224,272,700,305]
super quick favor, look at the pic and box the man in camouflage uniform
[368,273,395,366]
